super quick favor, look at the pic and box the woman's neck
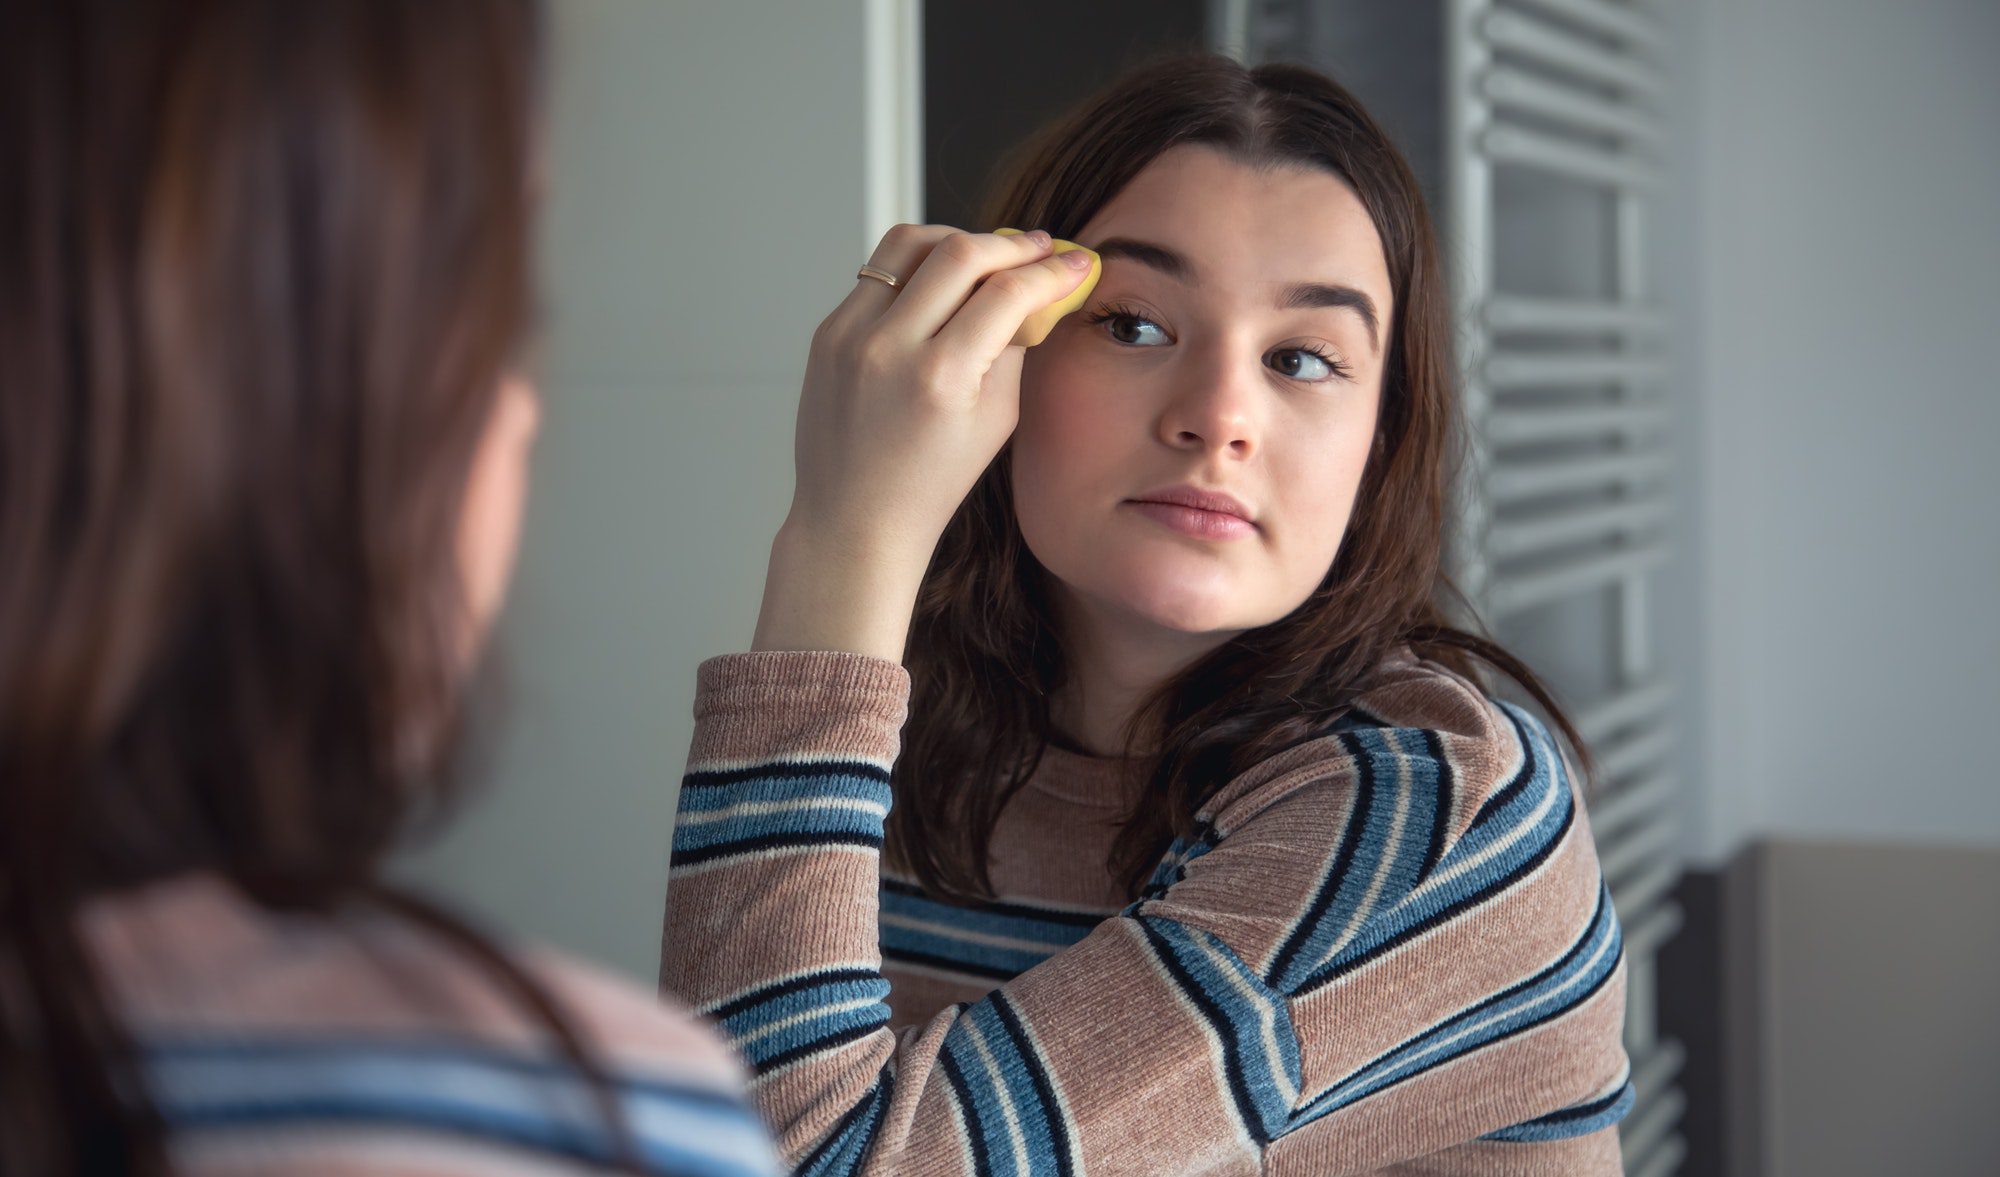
[1049,608,1241,758]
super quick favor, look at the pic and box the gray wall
[396,0,889,980]
[1690,0,2000,864]
[1679,3,2000,1172]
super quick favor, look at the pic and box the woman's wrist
[748,520,927,663]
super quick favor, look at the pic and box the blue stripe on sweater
[673,801,886,856]
[937,995,1078,1177]
[880,880,1102,946]
[1264,727,1456,993]
[1290,879,1625,1127]
[989,992,1077,1177]
[677,770,893,818]
[795,1074,895,1177]
[879,881,1104,981]
[1134,915,1300,1146]
[1479,1076,1636,1142]
[936,1023,997,1177]
[881,923,1058,980]
[671,759,891,868]
[680,757,892,791]
[712,970,891,1076]
[1296,706,1577,994]
[140,1036,779,1177]
[1138,822,1221,900]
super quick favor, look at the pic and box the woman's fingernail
[1026,229,1051,248]
[1061,248,1093,269]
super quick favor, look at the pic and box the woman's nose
[1154,339,1262,458]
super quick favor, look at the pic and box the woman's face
[1011,145,1391,654]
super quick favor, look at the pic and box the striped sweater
[88,873,781,1176]
[660,645,1633,1175]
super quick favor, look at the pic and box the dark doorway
[923,0,1209,227]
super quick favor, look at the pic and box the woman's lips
[1125,500,1258,540]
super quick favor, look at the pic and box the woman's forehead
[1075,146,1391,301]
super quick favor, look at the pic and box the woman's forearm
[749,521,926,664]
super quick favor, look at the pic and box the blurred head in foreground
[0,0,548,1170]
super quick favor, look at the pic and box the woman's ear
[455,374,540,667]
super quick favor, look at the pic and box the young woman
[0,2,779,1174]
[661,53,1635,1174]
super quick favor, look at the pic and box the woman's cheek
[1015,349,1089,461]
[1011,370,1102,555]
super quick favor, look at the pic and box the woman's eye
[1084,307,1170,346]
[1269,347,1348,382]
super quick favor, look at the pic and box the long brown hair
[0,2,633,1173]
[890,52,1601,903]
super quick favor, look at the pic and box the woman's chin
[1087,577,1251,638]
[1036,537,1260,637]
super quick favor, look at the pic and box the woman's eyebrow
[1090,235,1381,356]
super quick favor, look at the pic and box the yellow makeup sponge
[993,227,1101,347]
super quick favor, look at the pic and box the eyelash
[1081,302,1353,382]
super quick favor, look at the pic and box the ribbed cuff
[688,650,912,769]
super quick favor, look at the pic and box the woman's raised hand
[751,225,1097,660]
[790,224,1095,563]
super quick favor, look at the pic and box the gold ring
[856,265,902,288]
